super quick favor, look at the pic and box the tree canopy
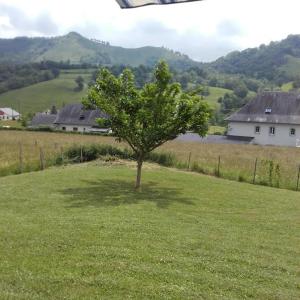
[85,61,211,188]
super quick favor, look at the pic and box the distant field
[0,70,95,114]
[1,130,300,190]
[281,82,293,92]
[0,162,299,299]
[203,86,231,107]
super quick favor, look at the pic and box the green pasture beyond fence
[1,143,300,192]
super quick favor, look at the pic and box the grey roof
[30,113,57,127]
[226,92,300,125]
[54,103,107,126]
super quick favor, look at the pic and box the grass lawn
[0,161,299,299]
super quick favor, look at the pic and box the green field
[0,69,230,114]
[0,162,299,299]
[203,86,232,107]
[0,70,94,114]
[281,82,293,92]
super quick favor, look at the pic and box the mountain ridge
[0,32,199,70]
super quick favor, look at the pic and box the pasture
[0,70,94,114]
[0,162,299,299]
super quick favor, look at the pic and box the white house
[0,108,21,120]
[226,92,300,147]
[30,103,109,133]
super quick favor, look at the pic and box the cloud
[0,4,58,35]
[217,20,242,37]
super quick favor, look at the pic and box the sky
[0,0,300,62]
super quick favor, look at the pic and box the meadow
[0,130,300,191]
[0,162,299,299]
[0,70,94,114]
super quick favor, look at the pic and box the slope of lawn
[0,70,94,114]
[0,161,299,299]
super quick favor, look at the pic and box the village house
[0,108,21,120]
[30,103,109,133]
[226,92,300,147]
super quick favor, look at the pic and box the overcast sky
[1,0,300,62]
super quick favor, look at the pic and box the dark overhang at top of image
[116,0,203,9]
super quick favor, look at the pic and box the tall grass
[1,130,300,191]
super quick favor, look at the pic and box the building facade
[30,103,109,133]
[226,92,300,147]
[0,108,20,120]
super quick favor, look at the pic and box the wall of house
[0,115,20,120]
[228,122,300,147]
[57,124,92,133]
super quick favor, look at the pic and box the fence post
[18,142,23,174]
[39,147,45,170]
[187,152,192,170]
[217,155,221,177]
[297,165,300,191]
[253,158,258,184]
[80,145,83,163]
[60,147,64,165]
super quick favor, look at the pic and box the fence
[1,141,300,192]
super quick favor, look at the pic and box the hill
[0,32,198,70]
[0,70,93,114]
[209,34,300,84]
[0,69,230,114]
[0,161,299,299]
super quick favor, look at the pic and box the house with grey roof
[30,103,109,133]
[30,113,57,128]
[226,92,300,147]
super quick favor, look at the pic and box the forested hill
[0,32,198,71]
[209,34,300,84]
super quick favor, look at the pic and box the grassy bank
[0,162,299,299]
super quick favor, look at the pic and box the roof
[30,113,57,127]
[0,108,20,116]
[226,92,300,125]
[54,103,107,126]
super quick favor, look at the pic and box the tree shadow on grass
[61,179,194,209]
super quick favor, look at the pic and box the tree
[85,61,211,189]
[75,76,84,91]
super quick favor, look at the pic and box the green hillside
[210,34,300,83]
[0,70,93,114]
[203,86,231,107]
[0,68,229,114]
[0,32,198,70]
[0,162,299,299]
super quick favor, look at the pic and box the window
[269,127,275,135]
[265,108,272,114]
[290,128,296,136]
[73,127,78,132]
[62,127,66,131]
[255,126,260,134]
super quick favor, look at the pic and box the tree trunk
[135,157,143,190]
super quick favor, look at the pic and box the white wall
[57,124,92,133]
[228,122,300,147]
[0,115,20,120]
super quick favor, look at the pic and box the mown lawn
[0,162,299,299]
